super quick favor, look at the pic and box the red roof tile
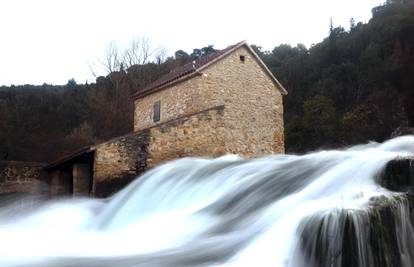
[132,41,246,99]
[132,40,288,99]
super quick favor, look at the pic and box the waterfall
[0,136,414,267]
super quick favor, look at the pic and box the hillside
[255,0,414,152]
[1,0,413,161]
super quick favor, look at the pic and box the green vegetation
[1,0,413,161]
[254,0,414,152]
[0,47,217,162]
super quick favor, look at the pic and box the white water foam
[0,136,413,267]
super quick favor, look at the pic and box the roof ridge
[132,41,245,99]
[131,40,287,99]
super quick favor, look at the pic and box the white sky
[0,0,382,86]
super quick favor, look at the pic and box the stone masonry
[90,106,225,197]
[88,41,287,197]
[0,161,47,194]
[92,130,150,197]
[134,43,286,158]
[147,105,226,166]
[43,41,287,198]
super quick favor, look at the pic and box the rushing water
[1,136,414,267]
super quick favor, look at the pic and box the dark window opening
[153,100,161,122]
[239,55,245,62]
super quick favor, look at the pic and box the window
[153,100,161,122]
[239,55,245,63]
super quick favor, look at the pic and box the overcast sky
[0,0,382,86]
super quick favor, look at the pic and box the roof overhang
[45,146,95,171]
[131,40,287,100]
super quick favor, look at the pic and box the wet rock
[378,157,414,191]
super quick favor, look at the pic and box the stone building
[132,40,287,161]
[3,41,287,198]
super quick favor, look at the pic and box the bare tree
[88,41,122,78]
[101,41,122,73]
[122,37,151,67]
[89,37,166,78]
[155,46,168,65]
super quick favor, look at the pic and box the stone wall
[92,130,150,197]
[133,73,224,132]
[147,106,226,167]
[91,107,225,197]
[202,46,285,156]
[133,45,285,157]
[0,161,47,194]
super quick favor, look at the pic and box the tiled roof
[132,40,288,99]
[132,41,246,99]
[45,146,94,170]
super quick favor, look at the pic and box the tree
[302,96,338,140]
[342,105,377,143]
[66,78,77,89]
[350,17,356,31]
[122,37,154,67]
[102,41,122,74]
[175,50,189,61]
[89,37,165,77]
[201,45,216,56]
[286,96,339,152]
[191,48,202,59]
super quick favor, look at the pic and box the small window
[153,100,161,122]
[239,55,245,63]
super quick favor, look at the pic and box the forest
[0,0,413,162]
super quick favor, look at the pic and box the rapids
[0,136,414,267]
